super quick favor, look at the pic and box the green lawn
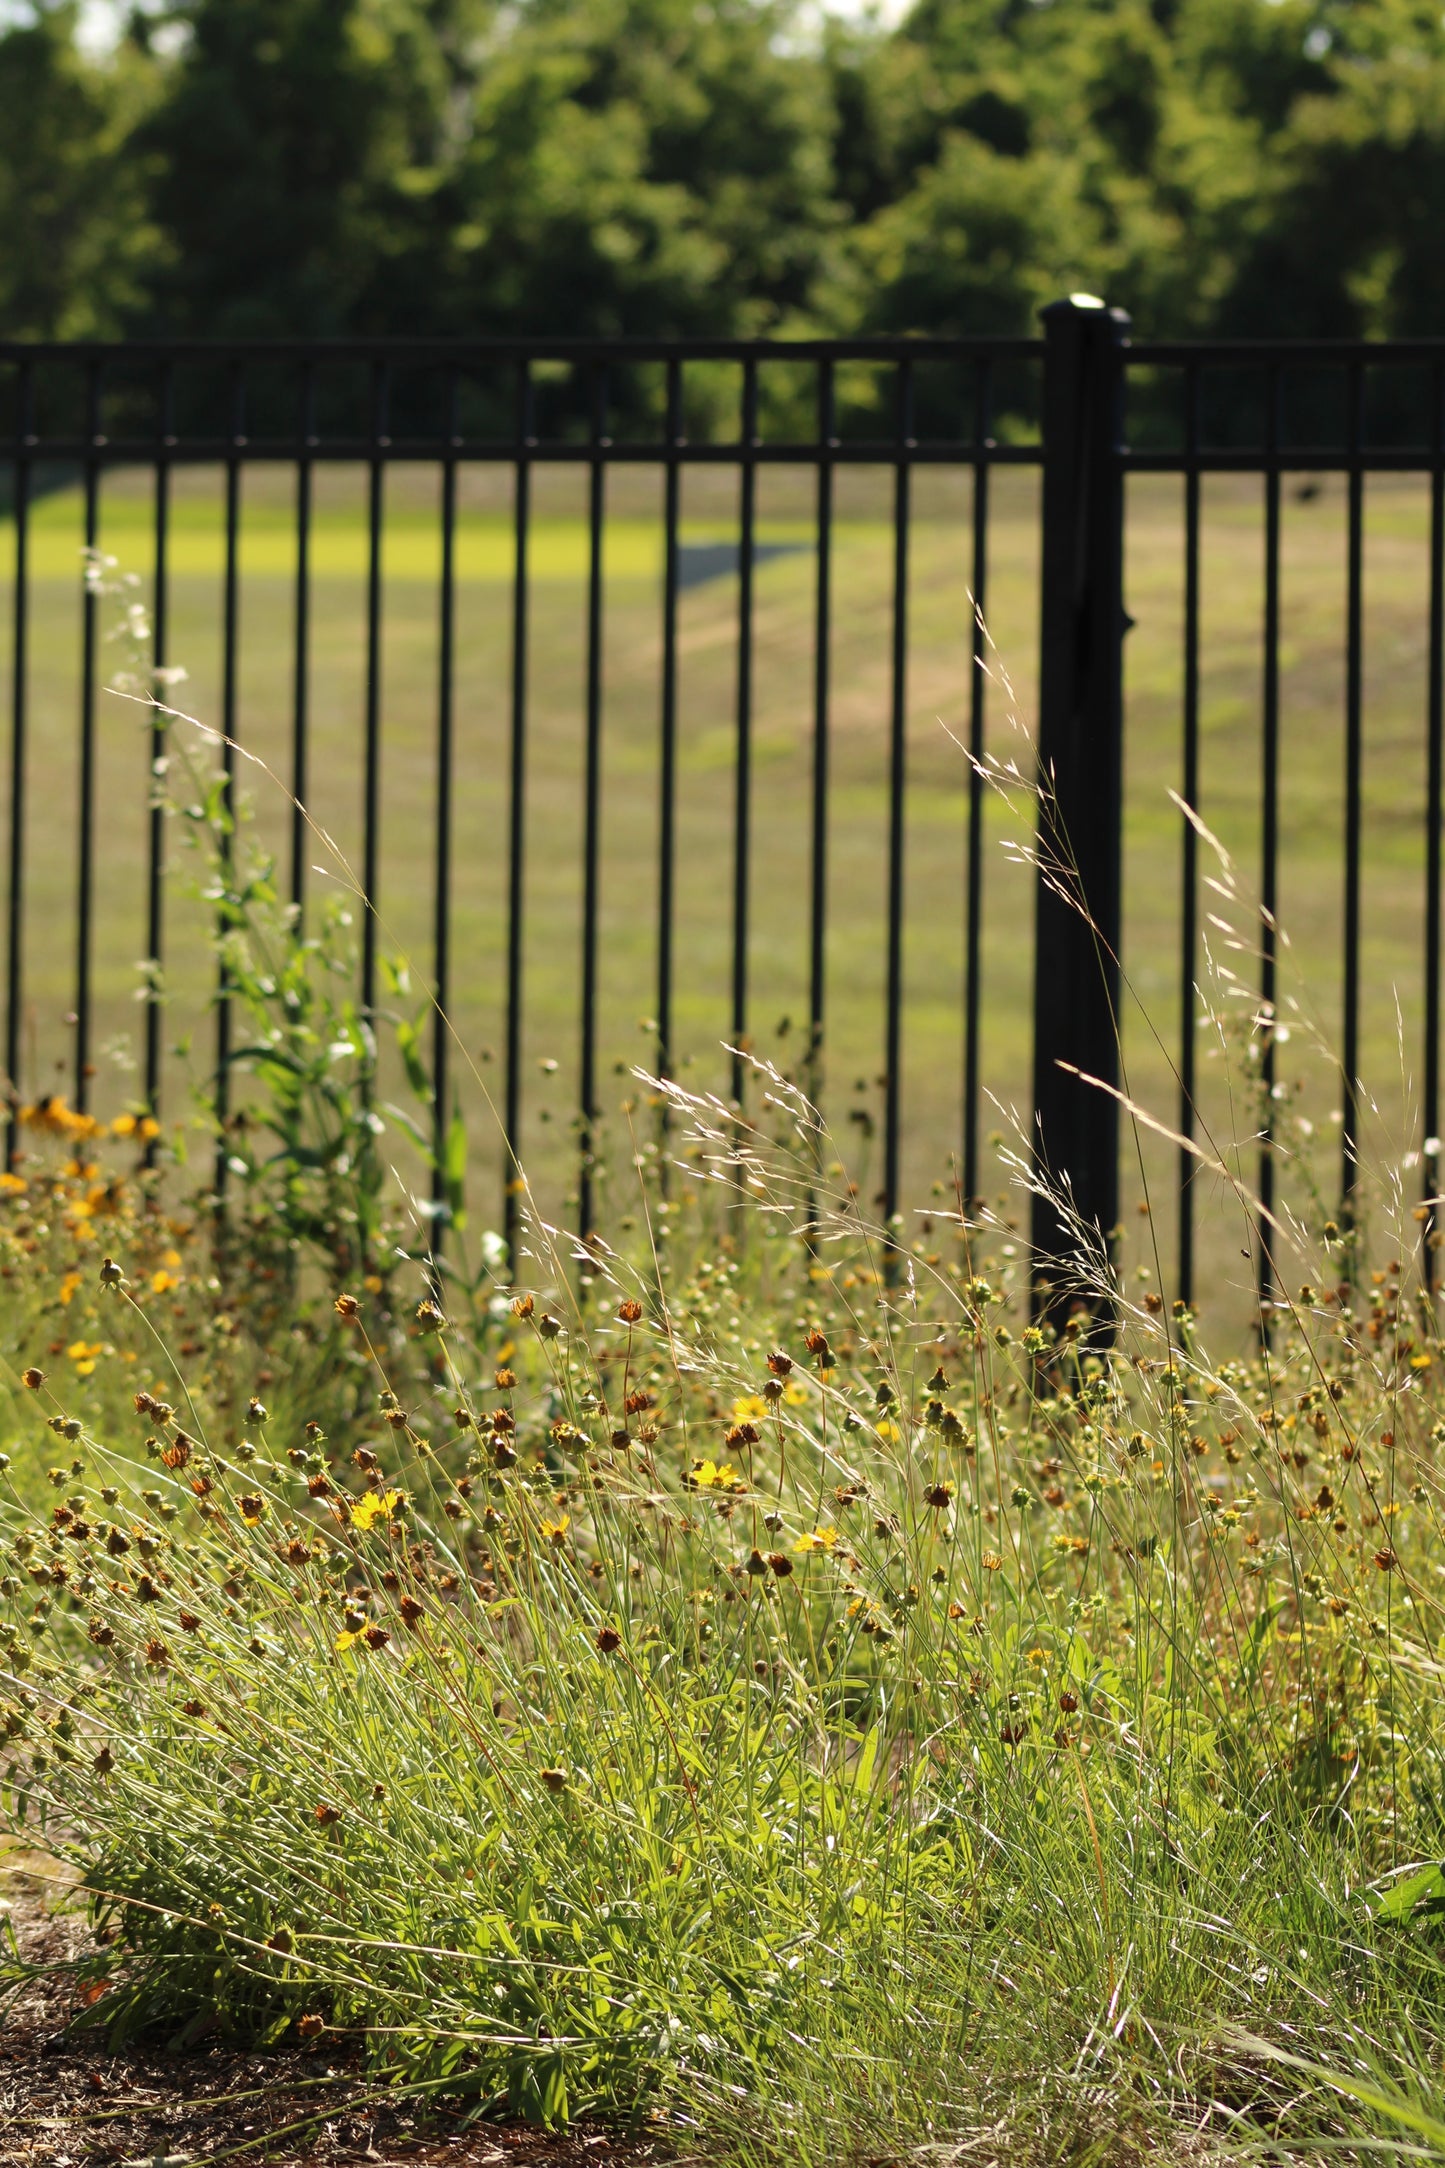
[1,459,1440,1336]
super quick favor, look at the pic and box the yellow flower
[363,1274,384,1295]
[0,1173,26,1197]
[350,1489,402,1531]
[876,1418,902,1444]
[686,1459,747,1494]
[150,1270,179,1295]
[782,1381,809,1406]
[110,1114,138,1139]
[793,1525,838,1555]
[66,1340,103,1377]
[58,1271,82,1307]
[334,1628,361,1653]
[541,1513,571,1546]
[731,1395,768,1423]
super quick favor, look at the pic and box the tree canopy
[1,0,1444,341]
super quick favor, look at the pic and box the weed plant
[6,586,1445,2162]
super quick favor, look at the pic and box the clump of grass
[4,1069,1445,2164]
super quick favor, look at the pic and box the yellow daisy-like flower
[541,1513,571,1546]
[782,1381,809,1406]
[58,1271,83,1307]
[350,1488,402,1531]
[67,1340,103,1377]
[686,1459,747,1494]
[150,1270,180,1295]
[793,1525,838,1555]
[876,1418,902,1444]
[334,1628,361,1654]
[731,1395,768,1424]
[0,1173,26,1197]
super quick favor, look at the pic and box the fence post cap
[1040,294,1132,331]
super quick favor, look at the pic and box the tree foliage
[1,0,1445,339]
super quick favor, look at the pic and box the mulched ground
[0,1848,667,2168]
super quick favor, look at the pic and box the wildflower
[178,1610,200,1633]
[181,1700,207,1718]
[57,1272,81,1308]
[415,1300,445,1332]
[160,1437,190,1472]
[143,1639,169,1668]
[350,1489,402,1531]
[981,1550,1003,1572]
[362,1624,390,1651]
[596,1625,621,1653]
[297,2014,326,2041]
[66,1341,103,1377]
[617,1300,643,1324]
[732,1395,768,1424]
[247,1398,269,1424]
[87,1618,114,1648]
[94,1745,113,1774]
[766,1350,793,1378]
[511,1294,534,1319]
[804,1328,831,1364]
[0,1173,26,1197]
[793,1526,838,1555]
[923,1483,954,1510]
[541,1514,570,1547]
[98,1257,126,1291]
[149,1270,179,1295]
[238,1495,266,1527]
[495,1366,517,1390]
[333,1294,360,1319]
[768,1553,793,1577]
[21,1369,43,1391]
[539,1768,568,1794]
[314,1803,341,1827]
[783,1381,809,1406]
[334,1629,362,1654]
[745,1548,768,1576]
[686,1459,746,1494]
[1374,1547,1398,1573]
[1059,1691,1079,1713]
[539,1313,562,1340]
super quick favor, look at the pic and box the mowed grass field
[0,457,1440,1332]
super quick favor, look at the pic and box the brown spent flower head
[1059,1690,1079,1713]
[398,1596,424,1628]
[1375,1547,1398,1573]
[160,1436,191,1472]
[297,2014,326,2041]
[333,1294,361,1320]
[181,1699,207,1718]
[539,1767,568,1794]
[415,1301,445,1332]
[617,1299,644,1325]
[596,1625,621,1654]
[178,1610,201,1633]
[495,1367,517,1391]
[766,1350,793,1378]
[143,1639,169,1668]
[362,1624,390,1651]
[538,1313,562,1340]
[93,1746,114,1775]
[21,1369,44,1391]
[314,1803,341,1827]
[511,1293,534,1319]
[247,1398,269,1424]
[768,1553,794,1578]
[804,1328,831,1365]
[923,1484,954,1509]
[745,1548,768,1576]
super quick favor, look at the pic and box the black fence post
[1030,295,1130,1319]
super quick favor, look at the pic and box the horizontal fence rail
[4,308,1445,1323]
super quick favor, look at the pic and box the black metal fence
[2,302,1444,1302]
